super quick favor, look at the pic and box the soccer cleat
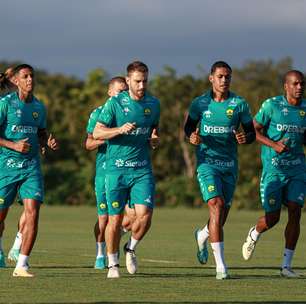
[107,264,120,278]
[280,267,301,278]
[94,256,107,270]
[216,270,230,280]
[242,226,257,260]
[13,267,34,278]
[124,243,137,274]
[8,248,20,263]
[194,229,208,264]
[0,251,6,268]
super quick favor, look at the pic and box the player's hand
[273,138,289,154]
[119,122,136,135]
[47,133,59,151]
[233,130,247,144]
[189,128,201,145]
[14,138,31,153]
[149,128,159,150]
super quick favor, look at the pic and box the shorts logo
[298,193,304,201]
[112,201,119,208]
[0,198,4,205]
[99,203,107,209]
[226,109,234,119]
[144,108,151,116]
[32,112,39,119]
[208,185,215,193]
[269,198,276,205]
[300,110,305,117]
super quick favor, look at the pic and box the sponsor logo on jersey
[300,110,305,117]
[203,125,234,134]
[120,97,130,105]
[204,110,212,118]
[128,127,150,136]
[115,159,124,167]
[11,125,38,134]
[226,109,234,119]
[32,112,39,119]
[112,201,119,208]
[0,198,4,205]
[144,108,151,116]
[276,124,306,133]
[208,185,215,192]
[6,158,37,169]
[114,159,148,168]
[99,203,107,209]
[271,158,279,167]
[281,108,289,116]
[269,198,276,205]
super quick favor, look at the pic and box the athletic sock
[197,225,209,249]
[282,248,294,269]
[250,227,261,241]
[96,242,104,258]
[127,237,139,251]
[16,254,29,268]
[12,232,23,250]
[108,252,119,267]
[211,242,227,273]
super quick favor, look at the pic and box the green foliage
[0,58,299,208]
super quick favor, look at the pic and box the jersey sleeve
[188,98,201,121]
[97,97,115,127]
[39,103,47,129]
[86,108,101,134]
[239,100,253,124]
[254,99,272,127]
[0,99,8,126]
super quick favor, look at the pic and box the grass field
[1,205,306,304]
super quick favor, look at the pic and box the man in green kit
[242,70,306,278]
[93,61,160,278]
[184,61,255,279]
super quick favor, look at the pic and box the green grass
[1,206,306,303]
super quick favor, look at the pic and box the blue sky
[2,0,306,78]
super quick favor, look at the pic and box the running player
[0,64,58,277]
[242,70,306,278]
[93,61,160,278]
[85,76,129,269]
[184,61,255,279]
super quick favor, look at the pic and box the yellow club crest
[32,112,39,119]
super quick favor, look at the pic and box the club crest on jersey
[299,110,305,117]
[32,112,39,120]
[144,108,151,116]
[226,109,234,119]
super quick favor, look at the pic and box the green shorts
[0,168,44,209]
[95,174,108,216]
[260,172,306,212]
[197,169,236,207]
[105,171,155,215]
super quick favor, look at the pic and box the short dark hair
[13,64,34,75]
[283,70,304,84]
[210,61,232,74]
[0,67,15,91]
[127,61,148,75]
[108,76,127,87]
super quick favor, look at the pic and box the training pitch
[0,205,306,304]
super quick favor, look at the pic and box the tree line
[0,57,303,209]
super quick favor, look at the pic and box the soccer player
[85,76,129,269]
[242,70,306,278]
[0,64,58,277]
[184,61,255,279]
[93,61,160,278]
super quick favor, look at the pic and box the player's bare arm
[254,120,288,153]
[85,133,105,151]
[0,137,31,153]
[184,115,201,146]
[234,121,256,145]
[93,122,136,140]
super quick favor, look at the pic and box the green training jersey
[86,105,107,176]
[255,95,306,176]
[97,90,160,173]
[0,92,46,169]
[189,90,252,175]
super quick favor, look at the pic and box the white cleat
[124,243,137,274]
[13,267,34,278]
[280,267,301,278]
[107,264,120,279]
[242,226,257,261]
